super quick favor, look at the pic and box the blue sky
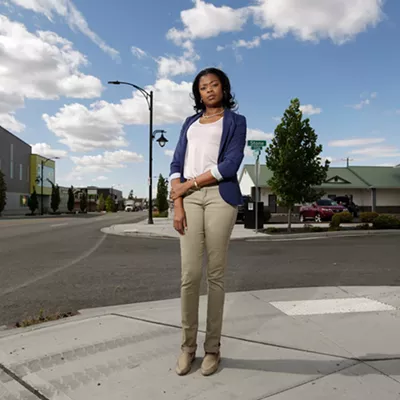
[0,0,399,197]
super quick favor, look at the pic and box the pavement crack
[0,362,50,400]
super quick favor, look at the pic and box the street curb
[247,229,400,241]
[102,225,400,242]
[101,226,263,241]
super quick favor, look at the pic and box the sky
[0,0,399,197]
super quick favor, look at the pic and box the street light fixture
[39,156,59,215]
[108,80,168,225]
[154,130,168,148]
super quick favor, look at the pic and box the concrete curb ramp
[1,286,400,399]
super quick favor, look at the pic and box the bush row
[330,211,400,230]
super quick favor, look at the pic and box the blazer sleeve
[216,115,247,180]
[169,117,189,180]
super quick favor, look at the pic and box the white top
[170,117,224,182]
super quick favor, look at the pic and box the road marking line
[270,298,395,316]
[0,234,107,297]
[51,223,69,227]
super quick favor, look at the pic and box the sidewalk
[101,218,399,241]
[1,286,400,399]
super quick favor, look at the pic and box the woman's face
[198,73,223,108]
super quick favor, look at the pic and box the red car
[299,199,347,223]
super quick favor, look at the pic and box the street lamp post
[108,80,168,224]
[40,156,59,215]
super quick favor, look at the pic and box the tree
[50,183,61,213]
[156,174,169,213]
[105,195,114,212]
[67,186,75,212]
[0,169,7,216]
[266,98,330,232]
[80,192,87,213]
[28,188,39,215]
[97,193,105,212]
[128,190,134,200]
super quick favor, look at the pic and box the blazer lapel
[219,109,233,159]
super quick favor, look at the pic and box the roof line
[347,167,372,188]
[0,126,31,148]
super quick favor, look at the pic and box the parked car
[299,199,348,223]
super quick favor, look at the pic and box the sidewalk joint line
[0,362,49,400]
[257,361,361,399]
[113,313,400,363]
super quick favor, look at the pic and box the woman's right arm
[169,118,190,235]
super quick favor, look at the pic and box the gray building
[0,126,31,215]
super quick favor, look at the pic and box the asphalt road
[0,213,399,327]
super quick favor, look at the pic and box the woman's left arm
[170,116,247,199]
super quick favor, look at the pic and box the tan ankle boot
[201,352,221,376]
[176,352,196,376]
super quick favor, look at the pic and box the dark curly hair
[191,67,237,113]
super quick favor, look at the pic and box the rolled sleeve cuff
[211,165,223,181]
[169,172,181,181]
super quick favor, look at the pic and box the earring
[200,99,203,103]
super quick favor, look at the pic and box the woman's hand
[170,181,191,201]
[173,205,187,235]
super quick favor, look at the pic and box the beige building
[239,165,400,213]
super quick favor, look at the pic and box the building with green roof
[239,164,400,213]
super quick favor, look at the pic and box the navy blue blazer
[169,109,246,206]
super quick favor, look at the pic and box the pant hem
[181,345,197,354]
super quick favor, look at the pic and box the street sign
[247,140,266,150]
[253,149,261,158]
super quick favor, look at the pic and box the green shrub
[266,227,279,233]
[339,211,353,223]
[360,212,379,223]
[330,213,341,229]
[372,214,400,230]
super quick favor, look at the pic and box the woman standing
[169,67,247,376]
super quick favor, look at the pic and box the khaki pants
[180,185,237,354]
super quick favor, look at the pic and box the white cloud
[348,92,377,109]
[350,146,400,158]
[70,150,144,177]
[167,0,249,45]
[157,55,197,78]
[44,79,193,152]
[93,175,108,181]
[0,16,103,132]
[252,0,384,44]
[0,113,26,133]
[328,138,385,147]
[131,46,147,59]
[221,32,271,51]
[300,104,322,116]
[31,143,68,158]
[9,0,119,59]
[164,149,175,157]
[247,128,274,141]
